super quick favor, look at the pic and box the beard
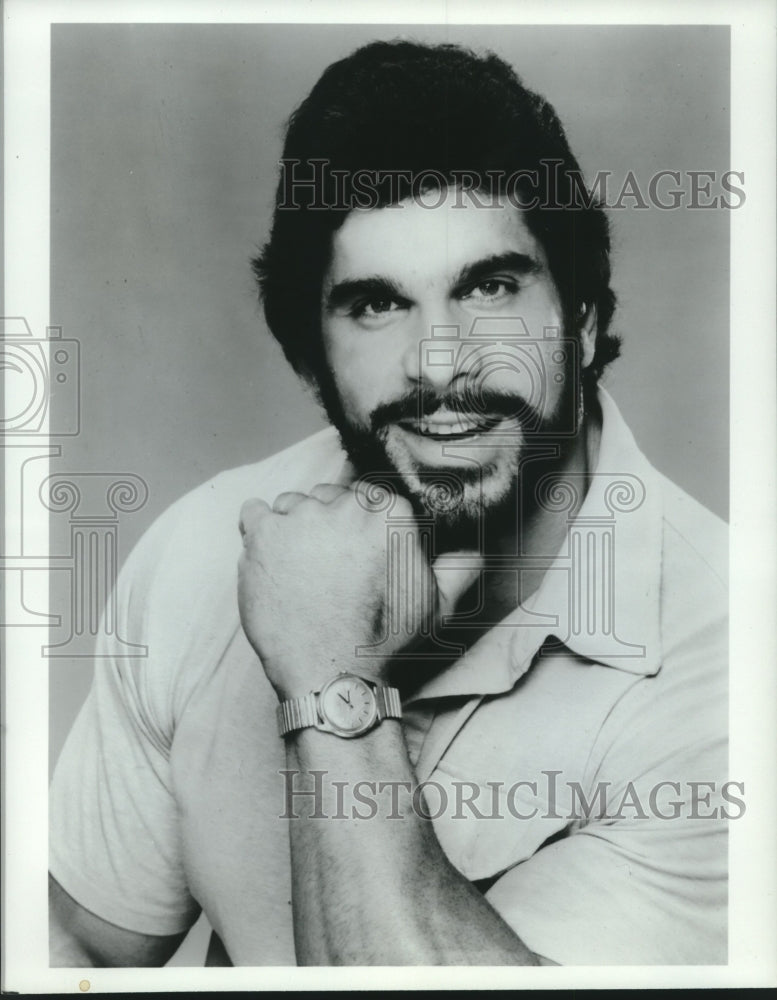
[314,363,582,542]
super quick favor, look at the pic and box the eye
[358,298,398,316]
[350,297,405,322]
[460,278,519,304]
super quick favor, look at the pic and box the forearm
[285,722,540,966]
[238,486,541,963]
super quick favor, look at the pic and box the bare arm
[49,874,186,967]
[286,725,542,965]
[238,487,555,965]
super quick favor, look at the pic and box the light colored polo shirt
[49,390,729,965]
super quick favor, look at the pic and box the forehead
[325,188,546,286]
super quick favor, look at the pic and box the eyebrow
[451,251,542,290]
[323,251,542,313]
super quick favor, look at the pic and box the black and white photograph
[2,0,776,991]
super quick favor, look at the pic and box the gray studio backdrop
[49,23,730,776]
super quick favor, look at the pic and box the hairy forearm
[239,485,543,963]
[284,723,540,966]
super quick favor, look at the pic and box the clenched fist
[238,483,439,701]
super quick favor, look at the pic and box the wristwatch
[276,672,402,739]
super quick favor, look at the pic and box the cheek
[522,287,564,334]
[324,320,412,409]
[323,331,386,420]
[540,341,575,387]
[515,290,569,401]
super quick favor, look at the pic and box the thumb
[432,551,485,620]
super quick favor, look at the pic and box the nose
[400,304,466,392]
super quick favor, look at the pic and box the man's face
[319,188,588,524]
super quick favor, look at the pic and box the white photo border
[3,0,776,991]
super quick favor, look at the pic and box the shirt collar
[335,389,665,703]
[404,389,665,703]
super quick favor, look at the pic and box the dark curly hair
[253,39,620,391]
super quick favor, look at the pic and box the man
[49,40,728,966]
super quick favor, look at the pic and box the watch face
[318,674,378,737]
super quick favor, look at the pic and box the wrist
[276,671,401,740]
[268,658,390,704]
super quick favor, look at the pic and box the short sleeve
[485,624,729,966]
[486,806,727,965]
[49,436,347,940]
[49,510,202,937]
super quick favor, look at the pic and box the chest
[168,636,632,964]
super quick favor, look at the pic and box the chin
[383,438,522,529]
[327,401,530,529]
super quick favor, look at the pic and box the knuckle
[239,497,270,529]
[271,492,293,512]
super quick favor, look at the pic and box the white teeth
[411,414,496,437]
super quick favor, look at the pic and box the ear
[578,302,598,370]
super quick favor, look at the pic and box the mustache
[369,387,542,432]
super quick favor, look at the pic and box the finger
[308,482,350,504]
[239,498,272,537]
[272,491,309,515]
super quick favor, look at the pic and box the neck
[434,398,602,614]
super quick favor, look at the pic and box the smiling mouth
[397,412,504,441]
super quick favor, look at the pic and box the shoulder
[108,427,345,727]
[594,474,728,787]
[126,426,345,587]
[588,395,728,768]
[165,425,345,525]
[655,472,728,673]
[658,471,728,592]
